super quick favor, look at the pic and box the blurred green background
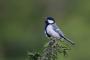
[0,0,90,60]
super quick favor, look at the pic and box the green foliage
[27,39,72,60]
[27,52,40,60]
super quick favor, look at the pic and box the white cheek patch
[48,20,54,23]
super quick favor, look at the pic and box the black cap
[46,16,54,20]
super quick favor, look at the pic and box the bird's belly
[46,25,60,39]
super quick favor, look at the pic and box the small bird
[44,16,75,45]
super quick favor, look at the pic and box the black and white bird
[44,16,75,45]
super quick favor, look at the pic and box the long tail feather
[62,36,75,45]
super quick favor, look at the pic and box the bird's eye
[48,20,54,23]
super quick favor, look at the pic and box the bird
[44,16,75,45]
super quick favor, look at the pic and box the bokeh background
[0,0,90,60]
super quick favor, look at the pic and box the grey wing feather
[52,23,64,36]
[52,23,75,45]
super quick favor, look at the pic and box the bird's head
[45,16,55,24]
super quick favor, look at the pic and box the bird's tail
[62,36,75,45]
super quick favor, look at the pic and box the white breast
[46,25,60,39]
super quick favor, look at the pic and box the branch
[27,39,71,60]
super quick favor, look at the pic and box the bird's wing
[52,23,75,45]
[52,23,64,37]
